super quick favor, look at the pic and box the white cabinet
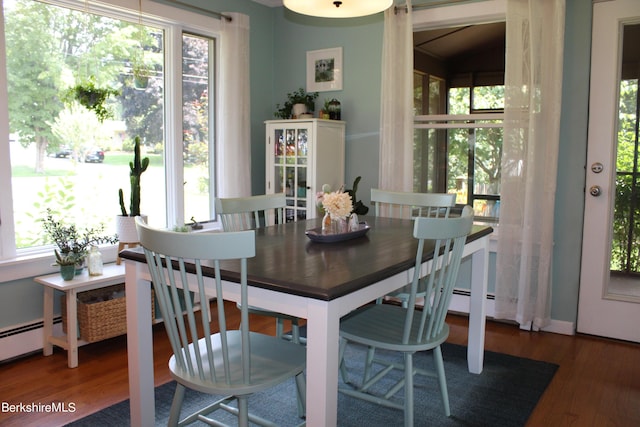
[265,119,345,221]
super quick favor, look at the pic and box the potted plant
[319,99,331,119]
[42,209,118,279]
[274,87,319,119]
[132,64,151,90]
[64,76,119,122]
[55,251,78,281]
[131,42,153,90]
[116,136,149,244]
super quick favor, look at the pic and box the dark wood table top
[120,216,493,302]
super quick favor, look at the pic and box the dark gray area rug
[66,342,557,426]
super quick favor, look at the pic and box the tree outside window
[414,74,503,223]
[3,0,213,250]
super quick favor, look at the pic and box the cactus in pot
[119,136,149,217]
[116,136,149,246]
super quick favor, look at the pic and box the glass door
[272,125,309,221]
[578,0,640,342]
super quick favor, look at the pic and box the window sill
[0,245,120,283]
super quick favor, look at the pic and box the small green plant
[54,249,78,266]
[274,87,319,119]
[119,136,149,217]
[42,208,118,264]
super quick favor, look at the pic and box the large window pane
[612,78,640,273]
[5,0,166,249]
[413,72,446,193]
[182,33,213,224]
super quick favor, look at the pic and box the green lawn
[11,165,75,177]
[12,152,164,177]
[102,152,164,167]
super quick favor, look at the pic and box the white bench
[35,264,125,368]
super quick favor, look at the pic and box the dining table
[121,215,493,427]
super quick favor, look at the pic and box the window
[413,71,446,193]
[413,21,505,223]
[414,81,503,222]
[612,77,640,273]
[0,0,219,260]
[182,33,214,224]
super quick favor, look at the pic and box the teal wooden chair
[135,217,306,427]
[215,193,304,344]
[216,193,286,232]
[371,188,455,223]
[371,188,456,307]
[338,206,473,427]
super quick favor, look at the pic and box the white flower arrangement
[322,190,353,220]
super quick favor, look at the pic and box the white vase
[115,215,147,243]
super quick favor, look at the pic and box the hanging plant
[130,22,154,90]
[64,76,119,122]
[132,60,152,90]
[130,40,152,90]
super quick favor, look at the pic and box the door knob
[589,185,602,197]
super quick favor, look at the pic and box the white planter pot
[292,103,307,119]
[115,215,147,243]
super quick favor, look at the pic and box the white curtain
[217,13,251,198]
[379,1,413,191]
[495,0,565,329]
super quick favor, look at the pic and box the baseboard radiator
[0,317,63,363]
[0,292,500,363]
[450,289,496,317]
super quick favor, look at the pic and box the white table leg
[66,289,79,368]
[43,286,54,356]
[467,238,489,374]
[126,261,155,427]
[305,301,340,427]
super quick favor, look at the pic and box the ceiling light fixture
[283,0,393,18]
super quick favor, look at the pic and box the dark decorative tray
[305,222,371,243]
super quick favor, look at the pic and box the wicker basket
[61,283,154,343]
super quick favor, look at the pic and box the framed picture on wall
[306,47,343,92]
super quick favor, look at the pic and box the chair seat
[340,304,449,352]
[169,331,306,396]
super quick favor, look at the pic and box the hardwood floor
[1,305,639,427]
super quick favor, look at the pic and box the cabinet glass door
[272,126,309,221]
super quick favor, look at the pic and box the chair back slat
[135,217,256,386]
[216,193,286,231]
[371,188,455,220]
[403,206,473,345]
